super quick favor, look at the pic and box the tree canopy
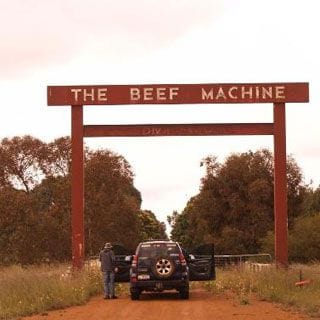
[138,210,168,241]
[1,136,317,264]
[0,135,166,264]
[169,149,307,255]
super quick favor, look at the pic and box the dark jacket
[99,248,115,272]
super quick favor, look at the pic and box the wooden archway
[47,82,309,268]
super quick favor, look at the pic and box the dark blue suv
[113,241,215,300]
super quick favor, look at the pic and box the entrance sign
[46,82,309,269]
[48,83,308,105]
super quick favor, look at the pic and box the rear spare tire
[151,256,175,279]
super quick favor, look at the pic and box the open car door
[188,243,215,281]
[113,244,133,283]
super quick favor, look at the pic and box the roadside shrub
[289,214,320,261]
[261,213,320,262]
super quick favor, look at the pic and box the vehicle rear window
[138,243,180,257]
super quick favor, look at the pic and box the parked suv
[113,240,215,300]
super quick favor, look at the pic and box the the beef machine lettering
[48,83,308,105]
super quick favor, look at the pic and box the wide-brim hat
[104,242,113,249]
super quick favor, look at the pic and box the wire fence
[214,254,272,267]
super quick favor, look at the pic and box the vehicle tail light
[179,253,187,266]
[132,255,138,267]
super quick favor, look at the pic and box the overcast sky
[1,0,319,230]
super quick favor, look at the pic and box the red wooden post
[273,103,288,266]
[71,105,85,269]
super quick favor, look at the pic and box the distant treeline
[1,136,319,265]
[168,150,320,262]
[0,135,167,265]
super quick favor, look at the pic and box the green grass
[2,263,319,319]
[0,264,103,320]
[205,263,320,317]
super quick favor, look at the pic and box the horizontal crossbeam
[83,123,274,137]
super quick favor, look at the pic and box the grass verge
[205,263,320,317]
[0,264,103,320]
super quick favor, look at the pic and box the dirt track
[24,289,309,320]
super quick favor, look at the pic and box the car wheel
[179,285,189,299]
[131,290,140,300]
[152,256,176,279]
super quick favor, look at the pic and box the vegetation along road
[23,289,309,320]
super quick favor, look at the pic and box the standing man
[99,242,118,299]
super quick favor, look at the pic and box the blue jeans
[102,271,115,298]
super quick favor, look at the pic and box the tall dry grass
[205,263,320,317]
[0,264,102,320]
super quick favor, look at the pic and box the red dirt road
[24,289,309,320]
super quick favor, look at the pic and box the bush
[290,214,320,261]
[261,213,320,262]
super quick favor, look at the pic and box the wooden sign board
[47,83,309,106]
